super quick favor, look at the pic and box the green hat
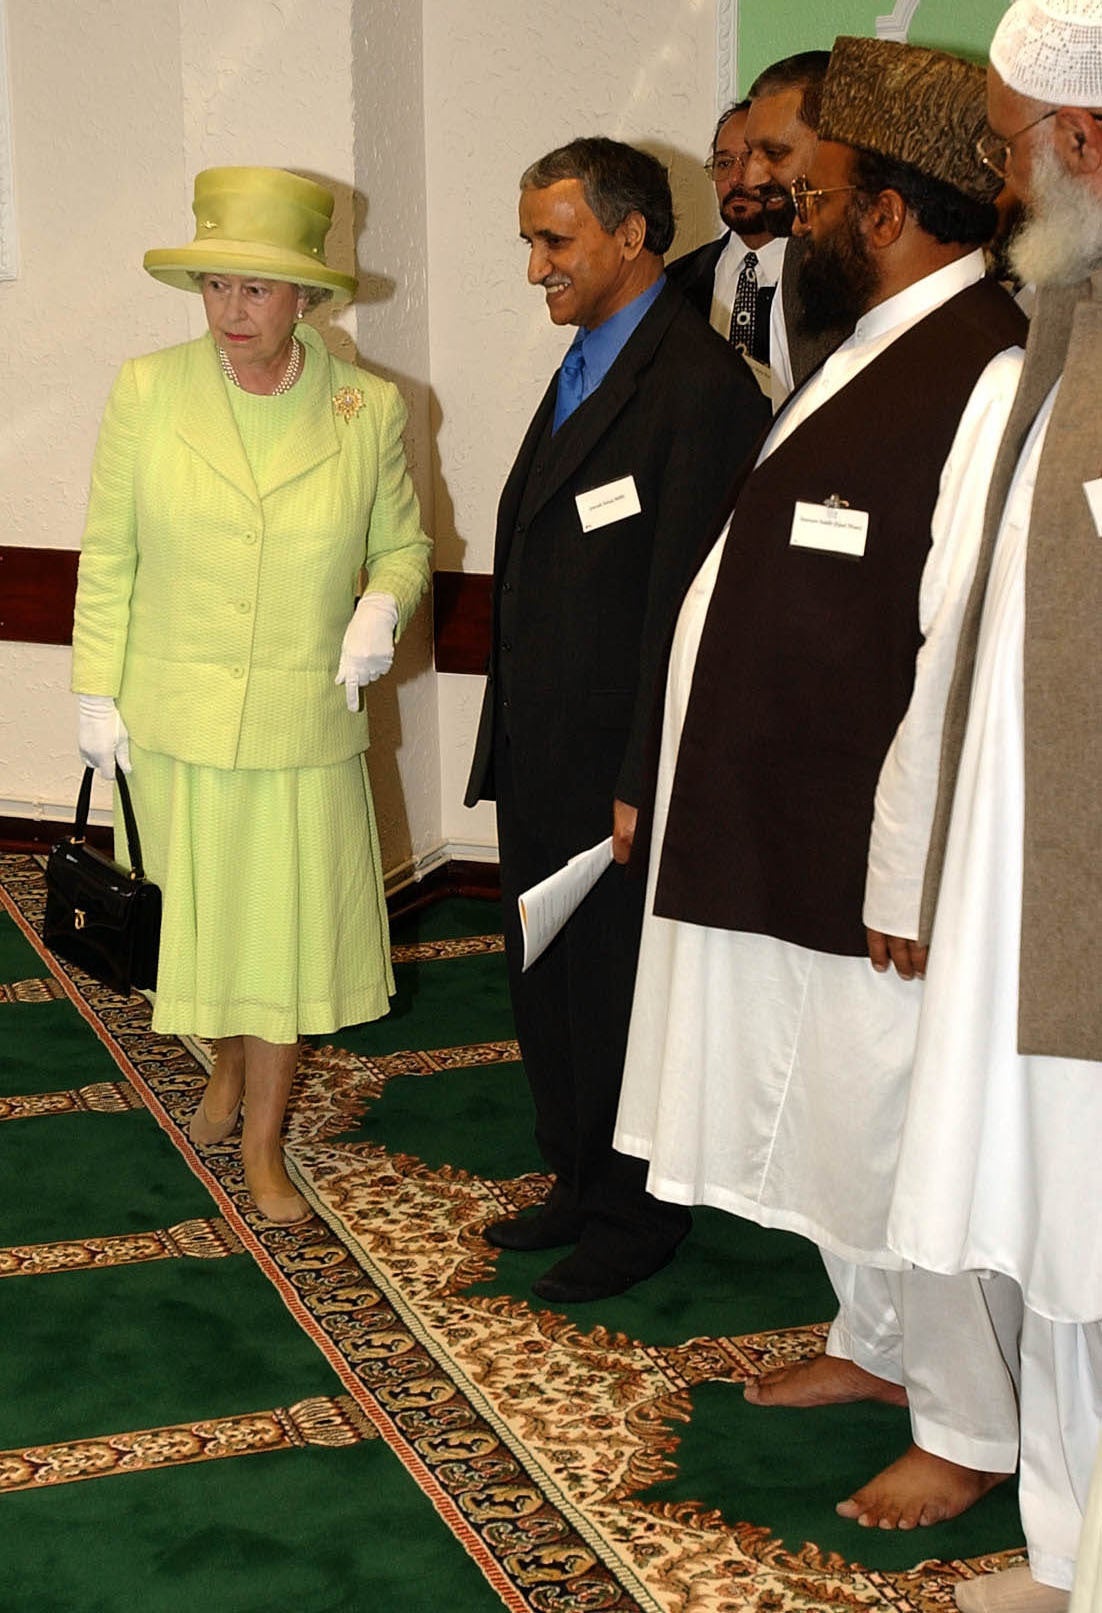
[143,166,357,303]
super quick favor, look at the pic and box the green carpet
[0,854,1025,1612]
[0,867,513,1613]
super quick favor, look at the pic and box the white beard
[1010,140,1102,287]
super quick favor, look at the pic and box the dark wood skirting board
[387,859,500,919]
[1,819,113,853]
[0,548,79,645]
[1,550,492,678]
[432,571,492,675]
[0,826,500,915]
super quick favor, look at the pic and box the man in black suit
[668,100,784,383]
[465,138,768,1304]
[740,50,847,402]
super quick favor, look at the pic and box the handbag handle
[72,766,149,882]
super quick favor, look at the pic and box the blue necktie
[553,343,586,432]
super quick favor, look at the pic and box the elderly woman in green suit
[71,167,431,1223]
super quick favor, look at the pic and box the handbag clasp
[74,909,86,930]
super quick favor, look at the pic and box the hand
[612,798,637,865]
[867,928,928,981]
[77,694,132,780]
[335,592,399,712]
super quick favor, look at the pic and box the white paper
[519,836,615,971]
[1084,478,1102,538]
[575,476,642,533]
[789,499,870,558]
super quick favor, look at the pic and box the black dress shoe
[531,1245,672,1304]
[483,1203,585,1252]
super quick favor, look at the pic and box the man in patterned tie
[668,101,785,391]
[741,49,858,403]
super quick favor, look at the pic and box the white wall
[0,0,723,875]
[422,0,721,856]
[0,0,188,826]
[0,0,442,885]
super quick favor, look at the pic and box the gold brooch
[332,385,364,422]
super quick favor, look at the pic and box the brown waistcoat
[653,277,1027,956]
[919,269,1102,1060]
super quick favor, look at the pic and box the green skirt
[117,743,394,1042]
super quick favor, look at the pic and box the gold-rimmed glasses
[790,177,860,224]
[704,152,749,180]
[976,108,1058,179]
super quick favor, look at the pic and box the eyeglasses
[704,153,749,179]
[976,108,1058,179]
[790,178,860,224]
[978,109,1102,178]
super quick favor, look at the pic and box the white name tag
[1084,478,1102,538]
[575,475,642,533]
[789,499,870,558]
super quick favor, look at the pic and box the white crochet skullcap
[991,0,1102,106]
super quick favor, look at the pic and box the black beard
[721,192,768,235]
[796,207,878,335]
[758,184,797,238]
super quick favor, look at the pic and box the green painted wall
[738,0,1010,93]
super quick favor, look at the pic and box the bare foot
[744,1353,908,1408]
[836,1443,1008,1529]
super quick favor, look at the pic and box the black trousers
[494,743,690,1276]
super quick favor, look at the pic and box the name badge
[575,475,642,533]
[789,499,870,558]
[1084,478,1102,538]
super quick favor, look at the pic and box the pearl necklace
[218,336,303,395]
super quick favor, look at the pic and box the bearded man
[739,48,860,403]
[873,3,1102,1607]
[668,100,784,391]
[614,37,1029,1530]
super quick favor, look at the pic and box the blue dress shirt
[552,275,666,432]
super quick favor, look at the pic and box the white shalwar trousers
[1022,1314,1102,1592]
[821,1252,1022,1472]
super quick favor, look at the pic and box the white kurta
[615,253,1024,1270]
[886,384,1102,1327]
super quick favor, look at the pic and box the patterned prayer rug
[0,853,1024,1613]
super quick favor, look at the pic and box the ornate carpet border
[0,857,645,1613]
[1,856,1025,1613]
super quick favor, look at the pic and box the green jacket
[72,324,431,770]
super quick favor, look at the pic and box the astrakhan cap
[819,37,997,201]
[991,0,1102,107]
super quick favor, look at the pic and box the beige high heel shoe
[250,1186,312,1226]
[188,1091,243,1146]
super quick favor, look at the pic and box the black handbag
[42,767,162,996]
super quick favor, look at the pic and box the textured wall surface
[0,0,442,880]
[350,0,440,879]
[0,0,188,823]
[738,0,1010,89]
[423,0,719,851]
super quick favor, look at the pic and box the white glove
[335,592,399,712]
[77,694,132,780]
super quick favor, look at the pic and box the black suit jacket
[666,235,728,321]
[464,281,769,847]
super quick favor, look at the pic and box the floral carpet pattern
[0,853,1022,1613]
